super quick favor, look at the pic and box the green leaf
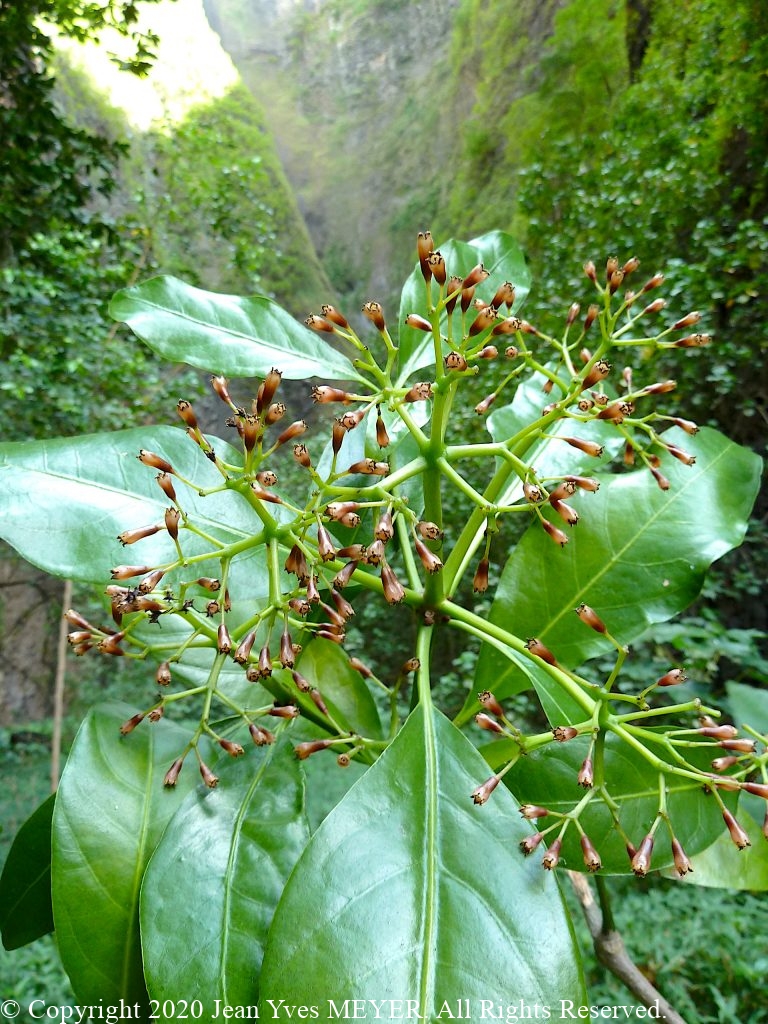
[260,703,585,1008]
[476,427,762,711]
[52,702,197,1004]
[141,738,310,1006]
[505,732,736,874]
[110,275,366,383]
[726,681,768,734]
[295,638,383,739]
[396,231,531,385]
[0,793,55,950]
[0,425,266,584]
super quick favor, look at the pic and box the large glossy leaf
[260,703,585,1008]
[0,793,55,950]
[475,427,761,708]
[500,732,737,875]
[52,702,197,1004]
[295,638,382,739]
[141,738,310,1006]
[396,231,531,385]
[111,275,366,383]
[0,425,266,584]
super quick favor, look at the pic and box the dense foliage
[0,231,764,1016]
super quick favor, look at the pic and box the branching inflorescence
[65,231,767,875]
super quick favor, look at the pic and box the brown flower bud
[468,307,498,337]
[525,638,557,665]
[550,498,579,526]
[362,301,385,331]
[295,738,337,760]
[520,832,545,855]
[275,420,307,447]
[472,556,490,593]
[672,311,701,330]
[426,250,447,285]
[583,304,600,331]
[475,712,504,734]
[722,808,751,849]
[219,738,245,758]
[553,725,579,742]
[381,563,406,604]
[668,836,694,876]
[414,537,443,574]
[622,256,640,276]
[346,459,389,476]
[316,522,337,561]
[631,834,654,876]
[321,303,349,328]
[711,755,740,772]
[566,302,581,327]
[375,414,390,448]
[665,443,696,466]
[349,656,373,678]
[519,804,550,820]
[542,837,562,870]
[403,382,433,403]
[249,723,275,746]
[265,402,286,424]
[326,501,361,523]
[329,588,355,620]
[120,711,145,735]
[279,628,295,668]
[578,757,594,788]
[574,604,607,635]
[474,392,496,415]
[305,314,335,334]
[650,467,670,491]
[478,344,498,360]
[492,316,522,336]
[199,761,220,788]
[673,333,712,348]
[583,260,597,282]
[608,269,624,294]
[155,661,172,686]
[334,561,358,589]
[111,564,153,580]
[478,690,504,718]
[743,781,768,799]
[581,834,602,872]
[163,756,185,787]
[656,668,686,687]
[374,509,394,542]
[118,524,161,546]
[471,774,501,805]
[719,738,757,753]
[417,230,433,274]
[581,359,611,391]
[138,449,174,474]
[461,263,488,290]
[217,623,232,655]
[293,443,312,469]
[405,313,432,332]
[563,436,604,458]
[164,507,181,541]
[312,385,352,403]
[698,724,738,739]
[541,519,569,547]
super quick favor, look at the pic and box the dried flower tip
[413,520,440,541]
[199,761,219,788]
[405,313,432,333]
[541,518,569,547]
[305,313,335,333]
[475,392,496,415]
[154,661,172,686]
[275,420,307,447]
[120,711,145,735]
[312,385,352,403]
[403,381,433,403]
[337,544,366,563]
[291,669,311,692]
[155,473,177,505]
[295,738,337,760]
[315,522,336,562]
[672,311,701,330]
[330,588,355,620]
[542,838,562,870]
[520,831,545,855]
[445,351,470,372]
[339,409,366,432]
[665,443,696,466]
[219,738,245,758]
[553,725,578,742]
[285,543,309,580]
[668,416,699,436]
[210,375,236,408]
[581,359,611,391]
[519,804,550,820]
[362,301,385,331]
[673,332,711,348]
[523,481,544,504]
[722,808,751,850]
[669,837,693,876]
[622,256,641,276]
[401,657,420,674]
[67,629,91,646]
[381,563,406,604]
[605,256,619,281]
[163,507,181,541]
[583,305,599,332]
[565,475,600,492]
[581,834,602,872]
[566,302,581,327]
[471,774,501,805]
[325,500,361,522]
[265,402,286,424]
[641,272,664,294]
[426,250,447,285]
[478,690,504,718]
[321,303,349,328]
[631,834,654,876]
[459,263,487,290]
[711,755,740,772]
[583,260,597,282]
[609,269,625,294]
[372,510,393,543]
[574,604,607,635]
[468,306,498,337]
[475,712,504,734]
[473,556,490,593]
[563,436,604,458]
[578,757,594,788]
[163,756,185,787]
[489,281,514,309]
[117,523,161,546]
[642,297,666,316]
[414,537,443,574]
[524,638,556,666]
[206,600,221,618]
[64,608,95,631]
